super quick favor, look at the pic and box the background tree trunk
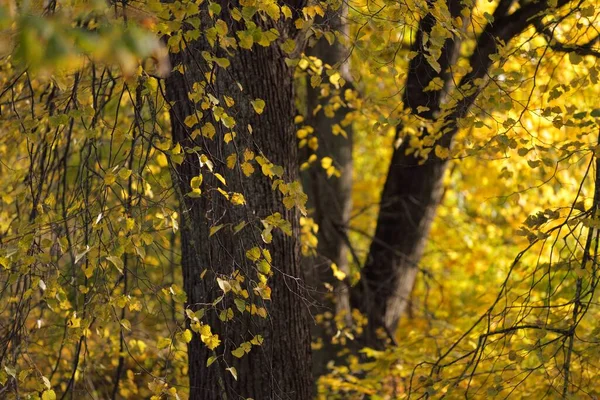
[353,0,562,345]
[302,2,354,376]
[165,4,312,399]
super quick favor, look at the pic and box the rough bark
[302,3,354,375]
[353,0,564,345]
[165,3,312,399]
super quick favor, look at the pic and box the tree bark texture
[302,2,354,376]
[165,3,312,399]
[353,0,564,345]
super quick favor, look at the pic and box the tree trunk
[353,0,562,345]
[302,3,354,375]
[165,4,312,399]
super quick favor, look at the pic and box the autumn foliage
[1,0,600,399]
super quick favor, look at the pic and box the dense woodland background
[1,0,600,398]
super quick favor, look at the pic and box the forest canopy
[1,0,600,398]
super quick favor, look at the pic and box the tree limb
[533,19,600,57]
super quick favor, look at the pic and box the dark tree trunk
[353,0,563,345]
[165,4,312,399]
[302,3,354,375]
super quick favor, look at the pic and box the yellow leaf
[200,154,213,171]
[321,157,333,169]
[106,256,124,274]
[231,347,245,358]
[214,173,227,186]
[217,278,231,293]
[219,308,234,321]
[214,57,230,68]
[215,19,228,35]
[224,132,236,143]
[241,162,255,176]
[42,390,56,400]
[234,221,247,233]
[257,259,271,275]
[201,122,216,139]
[207,355,217,367]
[310,75,321,88]
[157,337,172,349]
[329,72,341,87]
[230,193,246,206]
[331,263,347,281]
[104,173,116,186]
[257,307,267,318]
[205,334,221,350]
[262,248,272,263]
[118,168,132,180]
[67,313,81,328]
[243,148,255,161]
[246,247,261,262]
[251,99,266,114]
[184,114,198,128]
[265,3,280,20]
[210,224,225,237]
[424,77,444,92]
[191,175,203,189]
[120,319,131,331]
[224,96,235,107]
[181,329,193,343]
[226,154,237,169]
[217,187,229,199]
[434,145,450,159]
[250,335,264,345]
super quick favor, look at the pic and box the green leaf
[234,298,246,313]
[209,224,225,237]
[207,355,217,367]
[209,2,222,16]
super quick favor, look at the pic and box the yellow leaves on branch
[320,156,341,178]
[231,335,263,358]
[189,321,220,350]
[246,246,272,275]
[331,263,347,281]
[188,174,203,197]
[434,145,450,160]
[230,192,246,206]
[280,180,308,215]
